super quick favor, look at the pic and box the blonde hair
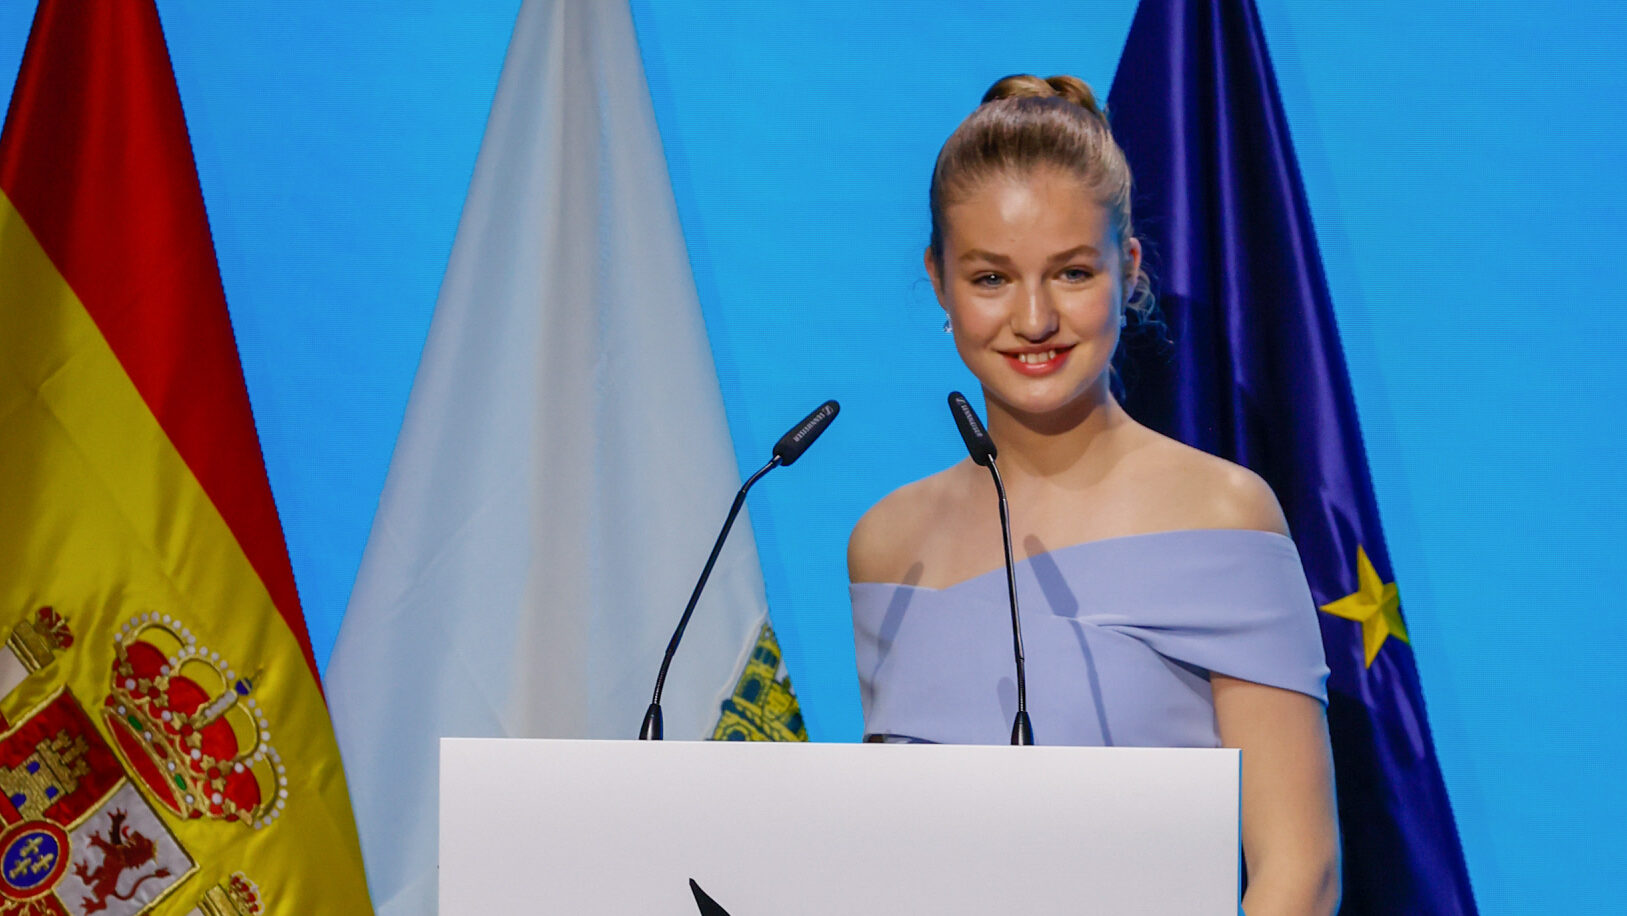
[928,74,1151,317]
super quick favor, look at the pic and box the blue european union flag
[1108,1,1478,912]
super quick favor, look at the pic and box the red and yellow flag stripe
[0,0,316,683]
[1,2,371,912]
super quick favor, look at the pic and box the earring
[943,317,953,334]
[1119,311,1128,328]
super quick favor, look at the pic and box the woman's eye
[971,273,1005,288]
[1060,267,1094,282]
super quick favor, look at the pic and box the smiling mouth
[1001,345,1075,375]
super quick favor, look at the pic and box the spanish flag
[0,3,373,914]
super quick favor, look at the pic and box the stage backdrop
[3,2,1623,912]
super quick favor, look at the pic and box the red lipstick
[1001,345,1075,377]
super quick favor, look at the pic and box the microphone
[639,399,840,740]
[948,390,997,466]
[773,399,839,466]
[946,392,1033,746]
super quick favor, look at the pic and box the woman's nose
[1013,283,1059,341]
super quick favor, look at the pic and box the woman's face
[928,168,1140,421]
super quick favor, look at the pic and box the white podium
[440,738,1239,914]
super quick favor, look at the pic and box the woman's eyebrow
[1046,244,1101,264]
[958,245,1101,265]
[958,248,1012,265]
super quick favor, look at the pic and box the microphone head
[947,391,997,467]
[772,399,840,466]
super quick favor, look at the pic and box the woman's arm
[1174,457,1339,912]
[1213,675,1341,916]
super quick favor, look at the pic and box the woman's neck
[981,379,1134,486]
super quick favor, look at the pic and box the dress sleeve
[1097,533,1330,704]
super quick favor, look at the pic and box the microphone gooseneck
[639,400,840,740]
[947,391,1033,746]
[638,455,777,741]
[986,458,1033,746]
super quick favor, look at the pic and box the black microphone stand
[636,399,837,740]
[639,455,779,741]
[948,391,1033,746]
[985,458,1033,746]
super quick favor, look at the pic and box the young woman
[848,75,1341,915]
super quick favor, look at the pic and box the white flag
[325,2,797,912]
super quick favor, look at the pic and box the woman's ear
[924,246,946,308]
[1123,237,1143,301]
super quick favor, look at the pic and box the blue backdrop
[3,2,1622,911]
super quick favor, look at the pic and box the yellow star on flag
[1319,545,1409,667]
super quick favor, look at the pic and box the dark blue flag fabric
[1107,1,1478,913]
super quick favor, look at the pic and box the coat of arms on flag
[0,612,281,916]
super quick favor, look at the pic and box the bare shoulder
[1135,433,1290,536]
[848,464,963,584]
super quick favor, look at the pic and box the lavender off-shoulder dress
[850,529,1329,746]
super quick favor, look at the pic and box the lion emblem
[73,809,170,913]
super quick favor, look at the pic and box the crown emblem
[6,606,74,673]
[100,614,287,830]
[194,872,265,916]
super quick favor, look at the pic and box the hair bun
[981,74,1105,120]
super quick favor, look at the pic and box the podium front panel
[440,738,1239,914]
